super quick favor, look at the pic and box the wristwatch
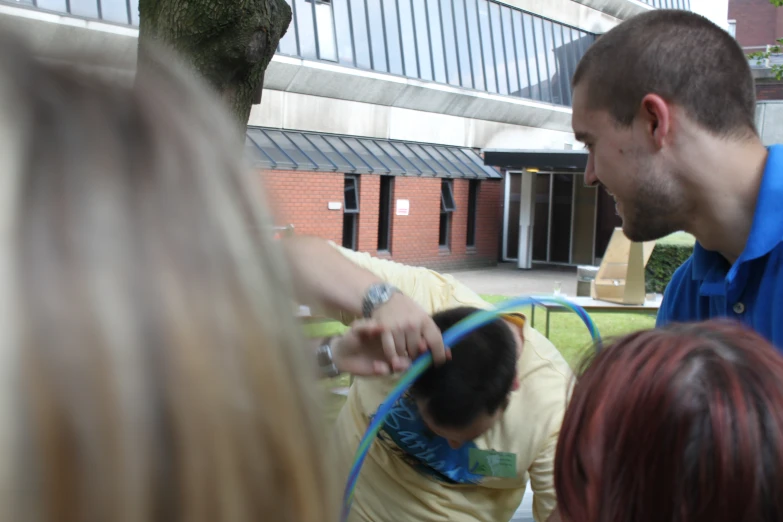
[316,336,341,378]
[362,282,401,318]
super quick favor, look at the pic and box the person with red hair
[555,319,783,522]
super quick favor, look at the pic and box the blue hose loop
[341,295,601,522]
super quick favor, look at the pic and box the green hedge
[645,243,694,294]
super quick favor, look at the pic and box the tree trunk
[137,0,292,129]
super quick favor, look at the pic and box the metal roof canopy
[483,149,588,173]
[246,127,502,180]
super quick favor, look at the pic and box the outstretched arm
[282,236,447,365]
[282,235,382,319]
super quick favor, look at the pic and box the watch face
[364,283,397,317]
[374,286,389,302]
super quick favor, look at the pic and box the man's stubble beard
[620,163,689,243]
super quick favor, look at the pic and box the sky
[688,0,729,30]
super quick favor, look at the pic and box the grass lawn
[659,231,696,246]
[309,294,657,425]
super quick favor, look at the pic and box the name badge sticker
[468,448,517,479]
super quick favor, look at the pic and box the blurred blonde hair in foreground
[0,32,335,522]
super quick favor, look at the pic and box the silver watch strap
[316,337,341,378]
[362,283,401,318]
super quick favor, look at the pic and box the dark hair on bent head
[573,10,757,139]
[555,319,783,522]
[410,306,517,429]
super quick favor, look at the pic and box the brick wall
[729,0,783,48]
[260,170,501,271]
[260,170,344,242]
[356,174,380,253]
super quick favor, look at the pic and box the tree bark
[137,0,292,128]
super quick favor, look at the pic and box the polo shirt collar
[691,242,727,283]
[740,144,783,263]
[691,144,783,282]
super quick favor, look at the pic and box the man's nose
[584,153,598,186]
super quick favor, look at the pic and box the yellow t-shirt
[328,245,573,522]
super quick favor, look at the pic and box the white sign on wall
[396,199,410,216]
[328,201,342,210]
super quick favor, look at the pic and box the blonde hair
[0,33,335,522]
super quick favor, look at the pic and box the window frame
[439,179,456,248]
[466,179,479,247]
[377,175,394,252]
[344,175,360,213]
[342,174,360,250]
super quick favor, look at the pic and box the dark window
[523,13,541,101]
[439,179,456,248]
[440,0,461,86]
[305,0,338,61]
[366,0,388,71]
[427,0,447,83]
[452,0,474,88]
[279,0,300,55]
[489,1,508,94]
[441,179,456,211]
[378,176,394,251]
[542,19,559,104]
[333,0,355,65]
[101,0,132,24]
[534,17,551,103]
[343,175,360,250]
[294,0,317,58]
[512,10,531,98]
[467,180,479,247]
[465,0,485,90]
[412,0,433,80]
[69,0,98,20]
[399,0,419,77]
[349,0,372,68]
[501,6,519,96]
[382,0,404,75]
[477,0,497,93]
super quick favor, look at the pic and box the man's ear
[639,93,671,149]
[512,374,520,392]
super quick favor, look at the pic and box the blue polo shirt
[656,144,783,350]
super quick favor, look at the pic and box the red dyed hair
[555,319,783,522]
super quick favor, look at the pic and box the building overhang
[569,0,653,22]
[483,149,588,173]
[248,127,502,179]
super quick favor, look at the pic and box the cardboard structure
[591,228,656,305]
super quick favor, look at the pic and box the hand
[371,293,449,366]
[331,320,411,376]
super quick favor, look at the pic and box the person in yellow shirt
[284,237,570,522]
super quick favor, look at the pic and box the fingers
[372,360,392,375]
[350,319,382,335]
[380,328,400,368]
[422,319,448,365]
[391,328,407,361]
[404,325,421,361]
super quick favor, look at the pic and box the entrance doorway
[503,171,600,267]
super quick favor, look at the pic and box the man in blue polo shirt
[570,10,783,348]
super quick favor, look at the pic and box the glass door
[531,172,597,265]
[532,174,551,262]
[549,174,574,263]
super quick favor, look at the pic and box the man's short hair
[410,307,517,429]
[573,10,757,139]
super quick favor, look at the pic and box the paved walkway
[446,262,579,297]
